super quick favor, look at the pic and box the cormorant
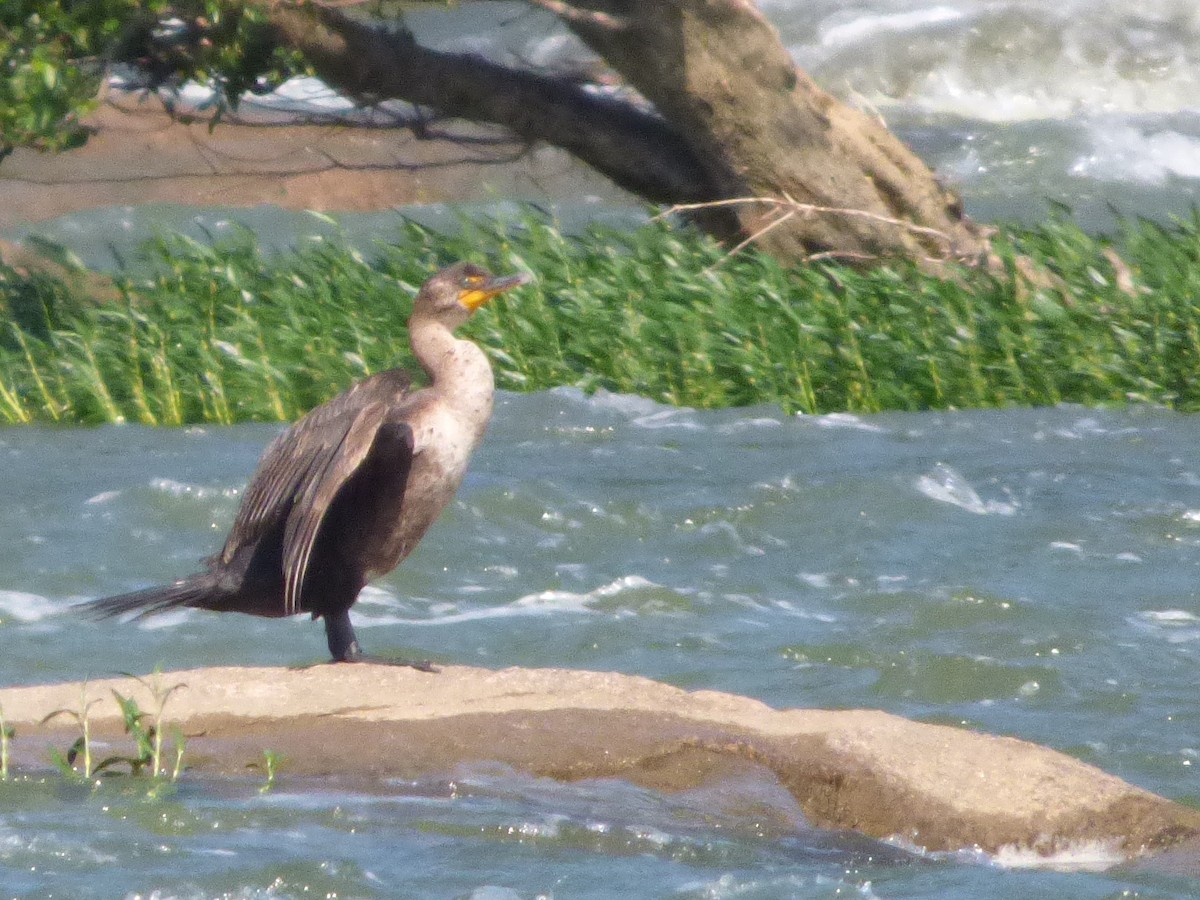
[84,261,530,663]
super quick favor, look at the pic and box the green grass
[3,209,1200,425]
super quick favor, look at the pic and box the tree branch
[262,2,718,204]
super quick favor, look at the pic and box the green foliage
[257,748,281,794]
[3,212,1200,424]
[1,1,306,157]
[39,676,186,784]
[95,675,186,783]
[41,683,103,780]
[0,702,11,781]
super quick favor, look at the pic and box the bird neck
[409,318,495,417]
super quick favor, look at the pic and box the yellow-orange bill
[459,271,533,311]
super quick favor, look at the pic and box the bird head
[411,261,532,328]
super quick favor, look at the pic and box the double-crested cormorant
[85,261,530,663]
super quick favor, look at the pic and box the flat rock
[2,664,1197,863]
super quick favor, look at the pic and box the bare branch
[660,195,958,251]
[262,2,717,204]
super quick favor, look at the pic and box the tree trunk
[262,0,988,268]
[553,0,987,266]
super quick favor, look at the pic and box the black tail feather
[81,573,222,620]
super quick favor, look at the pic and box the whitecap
[136,608,192,631]
[353,584,404,609]
[1049,541,1082,552]
[820,6,965,49]
[1128,610,1200,644]
[1140,609,1199,624]
[915,463,1017,515]
[1071,123,1200,186]
[804,412,887,433]
[991,838,1125,872]
[797,572,832,589]
[0,590,60,623]
[715,416,784,434]
[356,576,669,627]
[631,409,703,431]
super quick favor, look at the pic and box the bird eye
[462,274,485,287]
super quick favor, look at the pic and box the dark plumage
[84,261,530,663]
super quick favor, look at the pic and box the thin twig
[703,207,796,273]
[661,194,956,248]
[660,193,969,269]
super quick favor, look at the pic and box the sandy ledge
[1,663,1198,863]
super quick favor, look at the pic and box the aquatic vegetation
[257,748,282,794]
[0,701,11,781]
[42,682,102,780]
[39,676,186,783]
[107,672,188,780]
[3,210,1200,422]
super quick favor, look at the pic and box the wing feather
[280,403,392,615]
[215,370,413,599]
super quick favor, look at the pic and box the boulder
[2,663,1197,862]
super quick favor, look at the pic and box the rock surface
[2,663,1198,862]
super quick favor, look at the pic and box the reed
[2,210,1200,424]
[0,702,11,781]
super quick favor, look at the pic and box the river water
[3,393,1200,896]
[5,1,1200,896]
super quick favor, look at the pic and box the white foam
[991,838,1126,872]
[1129,609,1200,644]
[1141,609,1199,624]
[802,1,1200,122]
[0,590,60,622]
[716,416,784,434]
[915,463,1017,515]
[355,576,663,627]
[820,6,965,49]
[804,412,887,433]
[1071,122,1200,185]
[352,584,404,609]
[130,607,192,630]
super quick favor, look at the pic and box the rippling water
[3,391,1200,896]
[770,0,1200,226]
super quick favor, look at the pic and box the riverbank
[0,95,628,230]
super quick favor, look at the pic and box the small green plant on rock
[42,675,187,783]
[113,671,188,779]
[0,701,12,780]
[258,749,282,794]
[42,682,102,780]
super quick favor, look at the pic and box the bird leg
[324,608,363,662]
[322,608,438,672]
